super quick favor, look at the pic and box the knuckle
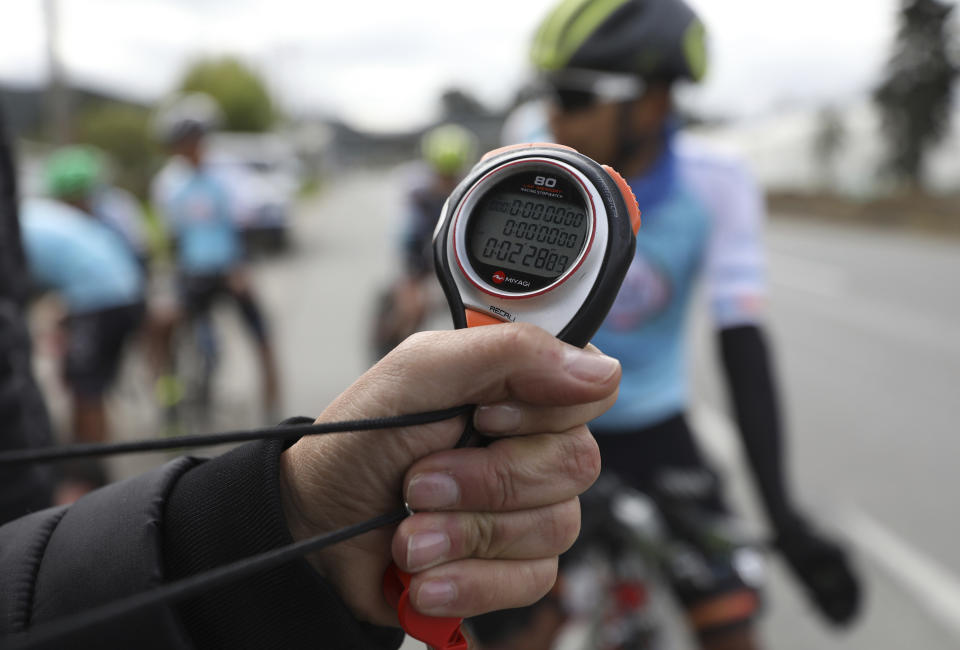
[488,453,519,511]
[397,329,433,354]
[498,322,531,354]
[477,573,509,612]
[466,512,499,557]
[460,559,559,614]
[558,428,601,487]
[548,499,582,553]
[517,560,559,605]
[500,322,551,359]
[539,559,560,593]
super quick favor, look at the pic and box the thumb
[321,323,620,429]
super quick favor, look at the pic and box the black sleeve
[163,436,406,650]
[0,458,199,649]
[718,324,799,530]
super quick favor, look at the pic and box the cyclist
[473,1,860,647]
[373,124,477,358]
[44,145,150,268]
[150,93,279,421]
[20,196,145,499]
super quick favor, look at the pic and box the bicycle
[467,471,766,650]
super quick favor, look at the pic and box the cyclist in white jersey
[470,1,861,648]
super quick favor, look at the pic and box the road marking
[843,507,960,640]
[689,402,740,468]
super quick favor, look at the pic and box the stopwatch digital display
[433,142,641,348]
[465,166,590,292]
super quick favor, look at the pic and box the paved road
[38,170,955,649]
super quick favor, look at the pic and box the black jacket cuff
[163,431,404,649]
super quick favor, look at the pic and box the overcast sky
[0,0,905,131]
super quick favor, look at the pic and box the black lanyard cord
[0,405,472,465]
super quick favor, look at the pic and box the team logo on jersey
[605,253,672,330]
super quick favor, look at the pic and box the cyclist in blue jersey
[472,1,860,648]
[20,197,145,497]
[151,93,279,420]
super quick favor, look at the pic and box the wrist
[278,441,397,626]
[279,443,339,576]
[279,448,314,547]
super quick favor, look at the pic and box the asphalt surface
[32,169,959,649]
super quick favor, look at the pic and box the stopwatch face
[463,165,591,294]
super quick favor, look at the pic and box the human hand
[776,518,862,626]
[279,324,619,626]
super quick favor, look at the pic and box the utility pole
[44,0,70,144]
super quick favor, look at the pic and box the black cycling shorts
[179,273,267,343]
[592,413,727,514]
[64,303,144,398]
[592,414,762,637]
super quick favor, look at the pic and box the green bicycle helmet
[420,124,478,176]
[531,0,708,82]
[44,145,106,200]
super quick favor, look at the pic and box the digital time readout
[465,169,590,292]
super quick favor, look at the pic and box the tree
[874,0,958,190]
[75,102,156,197]
[180,58,276,132]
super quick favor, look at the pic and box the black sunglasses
[539,70,647,113]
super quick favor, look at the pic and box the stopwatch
[433,142,640,346]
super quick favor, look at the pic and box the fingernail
[563,347,620,382]
[407,531,451,571]
[417,579,457,612]
[474,403,523,433]
[406,473,460,509]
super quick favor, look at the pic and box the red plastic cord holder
[383,564,467,650]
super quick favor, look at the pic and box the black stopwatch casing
[433,143,639,348]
